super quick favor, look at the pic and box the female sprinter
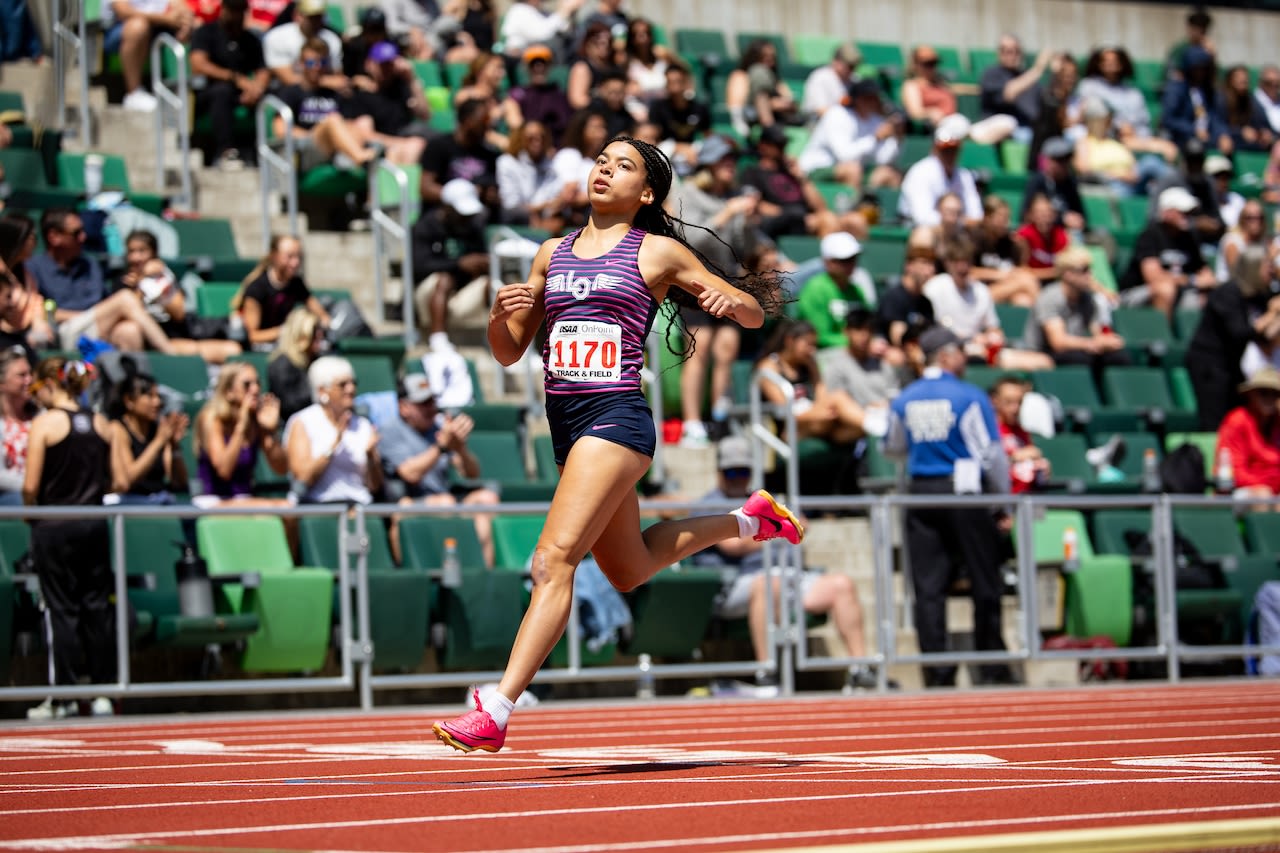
[432,136,802,753]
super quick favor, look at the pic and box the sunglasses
[721,467,751,479]
[61,227,85,237]
[919,58,939,67]
[1066,265,1092,274]
[302,58,327,69]
[239,378,260,389]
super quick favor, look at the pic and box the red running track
[1,682,1280,852]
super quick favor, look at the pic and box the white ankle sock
[732,508,759,539]
[485,691,516,730]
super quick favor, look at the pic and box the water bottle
[1062,526,1080,573]
[83,154,104,198]
[173,541,213,617]
[43,299,56,327]
[441,537,461,589]
[1141,448,1161,494]
[1215,447,1235,494]
[636,653,655,699]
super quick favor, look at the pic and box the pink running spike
[432,689,507,753]
[741,489,805,545]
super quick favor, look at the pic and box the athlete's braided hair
[607,135,787,361]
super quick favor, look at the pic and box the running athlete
[432,135,803,753]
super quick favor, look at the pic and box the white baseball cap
[1157,186,1199,214]
[440,178,484,217]
[820,231,862,260]
[933,114,971,146]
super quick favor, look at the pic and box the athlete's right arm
[487,239,554,366]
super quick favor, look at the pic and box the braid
[607,135,788,364]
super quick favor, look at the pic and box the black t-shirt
[190,21,266,77]
[1120,223,1205,291]
[876,284,934,340]
[418,134,500,193]
[410,206,488,281]
[277,84,349,131]
[243,272,313,332]
[649,96,711,144]
[347,78,415,136]
[973,229,1018,269]
[1021,171,1086,227]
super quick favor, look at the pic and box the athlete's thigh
[538,435,650,566]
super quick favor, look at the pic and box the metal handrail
[369,160,416,346]
[150,34,191,208]
[255,94,298,251]
[52,0,92,147]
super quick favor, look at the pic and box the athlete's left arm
[643,236,764,328]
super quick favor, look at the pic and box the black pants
[195,81,241,160]
[32,519,116,687]
[905,478,1008,687]
[1186,356,1239,432]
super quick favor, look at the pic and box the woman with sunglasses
[194,361,289,506]
[901,45,959,133]
[432,135,797,754]
[105,360,188,506]
[0,252,55,360]
[284,355,381,505]
[0,344,36,507]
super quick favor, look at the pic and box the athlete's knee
[528,546,573,589]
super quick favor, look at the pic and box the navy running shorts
[546,390,656,465]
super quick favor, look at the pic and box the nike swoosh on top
[591,424,618,430]
[760,516,781,532]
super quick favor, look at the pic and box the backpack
[1122,527,1226,590]
[1160,443,1208,494]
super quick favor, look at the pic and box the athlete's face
[589,141,653,210]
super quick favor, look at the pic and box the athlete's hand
[696,285,745,319]
[490,282,535,322]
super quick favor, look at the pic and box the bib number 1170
[548,321,623,382]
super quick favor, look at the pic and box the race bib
[548,320,622,382]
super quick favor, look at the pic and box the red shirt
[1216,406,1280,492]
[999,421,1037,493]
[1015,223,1069,270]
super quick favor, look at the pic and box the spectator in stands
[1013,193,1069,280]
[119,231,242,363]
[588,68,639,139]
[691,435,883,694]
[285,355,382,504]
[1223,64,1275,153]
[0,212,39,294]
[549,108,609,223]
[1077,46,1180,169]
[1255,65,1280,136]
[740,124,868,243]
[419,97,502,218]
[443,0,497,66]
[567,21,626,111]
[923,233,1053,371]
[0,0,42,61]
[232,233,332,350]
[1021,136,1086,233]
[380,0,451,61]
[411,179,491,348]
[1208,154,1245,231]
[195,360,288,504]
[105,0,195,112]
[497,121,573,232]
[798,79,902,198]
[667,134,758,272]
[795,232,876,351]
[345,40,432,153]
[502,44,574,146]
[1162,45,1231,156]
[1188,242,1280,430]
[263,0,345,88]
[29,209,180,355]
[900,44,957,134]
[1148,138,1225,245]
[979,34,1051,141]
[574,0,627,51]
[379,373,498,564]
[0,343,35,506]
[823,305,901,409]
[621,17,669,116]
[912,191,968,256]
[1166,6,1215,82]
[725,38,798,138]
[1024,244,1129,379]
[105,362,189,505]
[971,195,1040,308]
[801,43,862,120]
[1122,186,1215,316]
[273,39,390,171]
[452,50,512,149]
[898,115,983,227]
[23,358,117,720]
[0,251,53,359]
[1217,366,1280,505]
[268,306,324,424]
[989,374,1050,494]
[648,61,710,173]
[1216,198,1270,283]
[189,0,268,171]
[1073,99,1141,198]
[342,6,388,78]
[498,0,586,66]
[1026,53,1081,168]
[878,243,937,347]
[756,319,887,445]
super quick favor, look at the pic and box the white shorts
[57,308,99,351]
[412,273,491,331]
[716,569,819,620]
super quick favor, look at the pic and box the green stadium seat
[195,281,240,318]
[999,139,1030,176]
[1032,365,1142,433]
[346,354,397,395]
[461,430,530,489]
[148,353,213,399]
[196,515,335,672]
[790,34,845,68]
[1110,306,1184,366]
[675,28,731,66]
[958,142,1001,174]
[1100,365,1198,432]
[856,41,905,76]
[411,60,443,88]
[1087,244,1119,293]
[1034,433,1096,492]
[56,151,130,194]
[1081,192,1120,230]
[170,218,241,270]
[994,303,1030,343]
[626,567,724,659]
[460,402,526,433]
[531,433,559,483]
[1028,509,1133,645]
[860,237,907,282]
[1244,512,1280,554]
[776,234,821,263]
[1116,196,1151,232]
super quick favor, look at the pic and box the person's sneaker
[1086,434,1127,472]
[679,419,709,448]
[432,689,506,753]
[861,406,889,438]
[26,698,73,720]
[217,149,245,172]
[742,489,804,544]
[122,89,158,112]
[89,697,116,716]
[843,665,900,693]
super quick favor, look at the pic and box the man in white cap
[898,114,983,227]
[263,0,346,87]
[1205,153,1245,229]
[1120,185,1215,314]
[795,231,877,350]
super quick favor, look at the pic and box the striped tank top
[541,227,658,396]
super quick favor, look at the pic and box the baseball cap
[697,134,737,167]
[368,40,399,64]
[1205,154,1234,176]
[1158,186,1199,214]
[296,0,326,16]
[717,436,752,470]
[918,325,963,358]
[1239,366,1280,394]
[756,124,789,149]
[834,44,862,66]
[1041,136,1074,160]
[820,231,862,261]
[847,78,881,101]
[934,114,970,146]
[359,7,386,29]
[440,178,484,216]
[398,373,436,404]
[523,44,553,64]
